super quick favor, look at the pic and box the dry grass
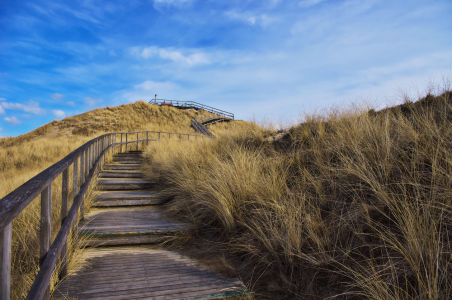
[142,91,452,299]
[0,100,213,298]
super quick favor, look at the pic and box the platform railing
[0,130,204,300]
[149,99,234,120]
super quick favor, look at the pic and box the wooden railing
[149,99,234,120]
[191,118,214,138]
[0,130,203,300]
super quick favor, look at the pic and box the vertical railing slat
[59,167,69,279]
[80,150,85,220]
[1,222,12,300]
[40,184,52,300]
[137,132,139,151]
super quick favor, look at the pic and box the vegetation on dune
[1,101,215,298]
[142,90,452,299]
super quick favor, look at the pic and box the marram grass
[142,91,452,299]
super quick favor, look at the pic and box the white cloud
[225,11,277,27]
[0,98,6,101]
[0,105,4,115]
[4,116,21,125]
[51,93,65,101]
[52,109,66,118]
[66,101,76,106]
[138,46,211,66]
[0,100,45,115]
[84,97,103,106]
[298,0,326,8]
[109,50,116,56]
[0,127,2,131]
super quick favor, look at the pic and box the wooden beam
[40,184,52,300]
[59,167,69,279]
[0,222,12,300]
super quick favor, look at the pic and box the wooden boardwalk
[54,151,250,299]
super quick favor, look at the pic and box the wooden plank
[98,171,144,178]
[53,248,249,300]
[95,191,162,200]
[0,222,12,300]
[92,199,167,207]
[103,164,141,170]
[40,184,51,300]
[59,167,69,279]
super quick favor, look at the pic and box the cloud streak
[0,100,45,115]
[4,116,21,125]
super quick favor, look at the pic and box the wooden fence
[0,130,203,300]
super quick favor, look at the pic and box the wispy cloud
[225,11,277,27]
[4,116,21,125]
[84,97,103,106]
[0,105,4,115]
[66,101,76,106]
[0,100,45,115]
[51,93,65,101]
[52,109,66,118]
[135,46,211,66]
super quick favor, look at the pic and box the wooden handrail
[149,99,234,120]
[0,130,204,300]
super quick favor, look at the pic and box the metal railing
[0,130,204,300]
[149,99,234,120]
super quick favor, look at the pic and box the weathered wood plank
[40,184,52,300]
[103,164,142,170]
[0,222,12,300]
[53,248,249,300]
[59,167,69,279]
[95,191,162,200]
[92,199,166,207]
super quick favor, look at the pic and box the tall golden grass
[0,101,213,298]
[142,91,452,299]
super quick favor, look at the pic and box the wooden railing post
[188,135,190,142]
[169,133,171,140]
[40,184,52,300]
[158,132,160,141]
[59,167,69,279]
[126,133,128,152]
[1,222,12,300]
[146,132,149,146]
[179,134,182,141]
[137,132,139,151]
[80,151,85,220]
[84,149,89,181]
[120,133,123,153]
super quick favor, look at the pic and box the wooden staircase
[53,151,251,299]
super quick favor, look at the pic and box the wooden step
[97,179,155,190]
[93,191,167,207]
[104,164,142,170]
[111,160,143,164]
[53,247,252,300]
[78,207,187,246]
[99,170,144,178]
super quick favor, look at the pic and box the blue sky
[0,0,451,137]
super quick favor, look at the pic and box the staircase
[53,151,251,299]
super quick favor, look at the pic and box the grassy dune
[0,101,214,298]
[142,91,452,299]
